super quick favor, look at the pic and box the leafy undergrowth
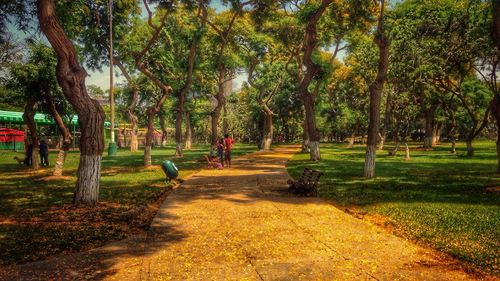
[287,141,500,276]
[0,144,256,265]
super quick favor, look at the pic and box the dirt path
[0,145,489,280]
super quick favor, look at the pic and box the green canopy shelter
[0,110,113,150]
[0,110,112,127]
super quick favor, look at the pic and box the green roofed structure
[0,110,112,127]
[0,110,114,151]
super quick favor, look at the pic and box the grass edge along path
[0,143,256,265]
[286,141,500,276]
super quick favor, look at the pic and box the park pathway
[138,145,477,280]
[0,145,488,280]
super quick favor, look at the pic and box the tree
[200,2,250,150]
[38,0,105,205]
[172,5,207,157]
[364,0,390,178]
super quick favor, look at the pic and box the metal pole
[108,0,117,155]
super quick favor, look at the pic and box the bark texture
[423,105,437,148]
[297,0,333,161]
[38,0,105,205]
[175,95,184,156]
[378,89,392,150]
[45,90,72,176]
[211,66,226,147]
[143,93,169,166]
[247,59,279,151]
[201,5,240,147]
[74,155,101,204]
[184,111,193,150]
[364,145,377,177]
[491,1,500,173]
[261,112,273,151]
[301,120,310,152]
[491,96,500,172]
[404,143,410,160]
[175,18,203,156]
[23,98,39,170]
[159,113,168,147]
[364,0,389,178]
[115,60,140,152]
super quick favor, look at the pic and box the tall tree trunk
[144,110,155,167]
[158,113,167,147]
[262,108,273,151]
[450,138,457,154]
[491,2,500,172]
[38,0,105,205]
[129,113,139,152]
[175,22,203,156]
[144,92,169,167]
[466,116,479,157]
[184,111,193,150]
[466,118,479,157]
[125,87,139,152]
[53,141,67,176]
[302,91,321,160]
[211,66,226,149]
[347,123,358,149]
[114,57,140,152]
[301,119,310,152]
[247,59,277,151]
[222,102,229,136]
[297,0,332,161]
[423,106,436,148]
[364,0,389,179]
[23,98,39,170]
[448,108,457,154]
[174,98,184,156]
[390,141,400,156]
[433,123,441,144]
[389,121,401,156]
[283,117,290,142]
[378,89,392,150]
[159,114,168,148]
[45,90,72,176]
[404,143,410,160]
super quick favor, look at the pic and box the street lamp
[108,0,117,156]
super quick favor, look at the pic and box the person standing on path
[217,138,225,168]
[224,134,234,168]
[39,140,49,167]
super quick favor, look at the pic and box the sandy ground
[0,145,494,281]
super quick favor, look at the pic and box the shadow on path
[0,146,491,280]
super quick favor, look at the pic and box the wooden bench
[287,168,324,197]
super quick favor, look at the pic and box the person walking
[217,138,225,168]
[39,140,49,167]
[224,134,234,168]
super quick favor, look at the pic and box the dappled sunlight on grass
[0,143,256,265]
[287,141,500,275]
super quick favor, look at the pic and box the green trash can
[108,142,118,156]
[161,160,179,182]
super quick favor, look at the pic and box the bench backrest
[298,168,313,182]
[300,168,323,187]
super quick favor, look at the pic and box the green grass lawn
[0,143,256,265]
[287,140,500,275]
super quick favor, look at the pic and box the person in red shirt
[224,134,234,168]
